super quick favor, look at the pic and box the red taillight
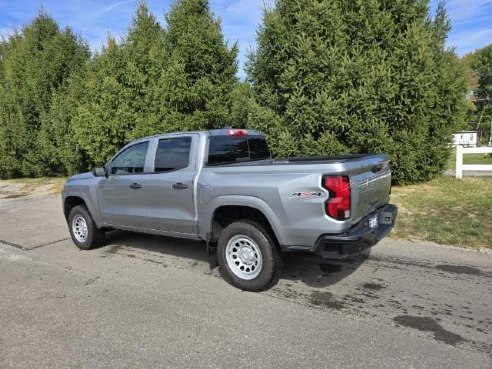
[228,129,248,136]
[323,176,351,220]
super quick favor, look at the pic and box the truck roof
[138,128,263,141]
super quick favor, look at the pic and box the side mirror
[92,166,107,177]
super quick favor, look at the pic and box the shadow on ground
[101,230,368,289]
[281,251,370,288]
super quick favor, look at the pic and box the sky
[1,0,491,78]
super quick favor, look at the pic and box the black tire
[68,205,105,250]
[217,220,283,292]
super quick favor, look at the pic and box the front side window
[154,137,192,172]
[111,141,149,175]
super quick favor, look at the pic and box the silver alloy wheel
[225,235,263,280]
[72,215,88,243]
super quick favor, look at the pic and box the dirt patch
[273,287,301,301]
[362,282,386,291]
[105,245,123,254]
[435,264,482,276]
[3,193,28,199]
[394,315,466,346]
[1,178,66,199]
[309,291,345,310]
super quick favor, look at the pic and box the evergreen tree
[0,11,89,177]
[248,0,467,183]
[122,0,166,140]
[72,1,164,166]
[153,0,238,133]
[38,71,91,175]
[71,36,131,166]
[0,0,239,175]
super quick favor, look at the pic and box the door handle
[129,182,142,190]
[172,182,189,190]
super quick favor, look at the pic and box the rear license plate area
[368,215,378,229]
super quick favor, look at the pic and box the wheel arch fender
[63,192,102,227]
[201,195,285,245]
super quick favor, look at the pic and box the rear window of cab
[207,135,271,165]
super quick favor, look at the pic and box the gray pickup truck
[62,129,397,291]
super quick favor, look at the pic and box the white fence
[455,146,492,179]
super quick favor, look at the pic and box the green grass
[391,177,492,249]
[447,149,492,170]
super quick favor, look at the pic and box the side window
[154,137,192,173]
[208,137,249,165]
[111,141,149,175]
[207,136,270,165]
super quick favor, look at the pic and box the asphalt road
[0,182,491,368]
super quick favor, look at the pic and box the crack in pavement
[0,239,29,251]
[28,238,71,250]
[0,238,70,251]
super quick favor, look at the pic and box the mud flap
[206,241,219,269]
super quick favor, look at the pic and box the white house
[452,131,477,147]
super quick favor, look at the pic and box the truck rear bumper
[313,204,398,260]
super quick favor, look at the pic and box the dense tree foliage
[71,1,164,166]
[0,0,471,184]
[466,45,492,145]
[0,0,237,176]
[0,12,89,177]
[247,0,467,183]
[154,0,238,132]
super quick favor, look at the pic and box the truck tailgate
[345,155,391,225]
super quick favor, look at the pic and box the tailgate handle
[371,164,384,174]
[172,182,188,190]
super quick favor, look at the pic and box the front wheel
[217,220,283,291]
[68,205,105,250]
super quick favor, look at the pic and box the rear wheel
[68,205,104,250]
[217,220,282,291]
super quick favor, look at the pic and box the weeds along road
[0,182,491,368]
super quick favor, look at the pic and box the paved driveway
[0,183,491,368]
